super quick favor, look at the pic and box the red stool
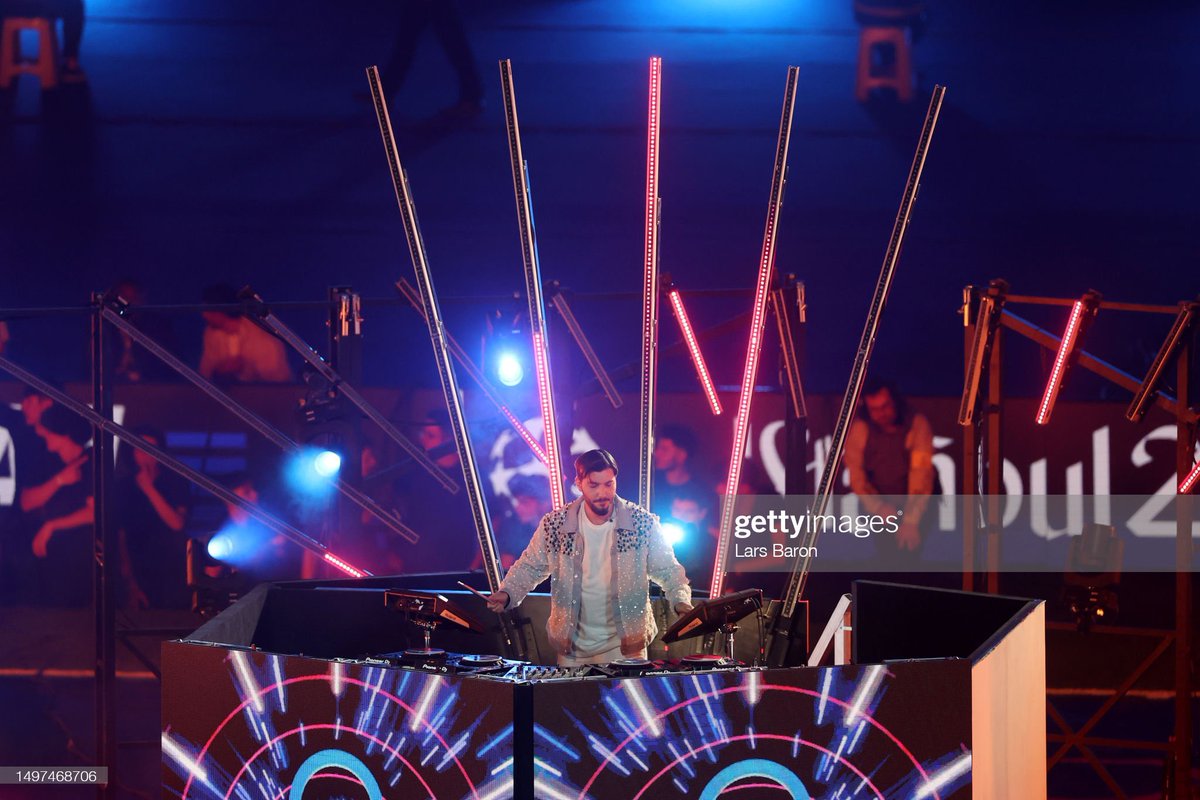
[855,25,913,103]
[0,17,59,90]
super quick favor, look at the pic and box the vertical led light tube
[668,289,722,415]
[500,59,566,509]
[1036,295,1097,425]
[710,66,800,599]
[639,56,664,511]
[368,65,504,590]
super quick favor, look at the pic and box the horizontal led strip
[668,289,722,415]
[639,56,664,510]
[711,66,800,599]
[1036,293,1099,425]
[501,59,566,510]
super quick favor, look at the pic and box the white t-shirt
[574,509,617,657]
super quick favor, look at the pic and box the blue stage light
[207,534,234,561]
[313,450,342,477]
[497,352,524,387]
[661,522,686,546]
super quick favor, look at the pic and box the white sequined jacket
[498,495,692,656]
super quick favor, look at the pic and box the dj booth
[161,579,1045,799]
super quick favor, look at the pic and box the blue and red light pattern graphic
[527,661,973,800]
[161,643,514,800]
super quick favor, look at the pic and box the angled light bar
[549,290,622,409]
[396,278,549,466]
[774,85,948,661]
[1126,301,1198,423]
[711,66,800,599]
[323,552,366,579]
[1180,459,1200,494]
[668,288,722,415]
[237,288,457,495]
[500,58,566,510]
[639,55,664,510]
[958,279,1008,426]
[369,65,505,591]
[769,284,805,420]
[99,303,420,545]
[1036,291,1100,426]
[0,354,372,577]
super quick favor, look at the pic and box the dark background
[3,0,1198,402]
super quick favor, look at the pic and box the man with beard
[486,449,692,665]
[844,379,935,560]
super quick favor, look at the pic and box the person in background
[108,278,175,383]
[0,388,56,604]
[26,405,92,606]
[198,284,293,384]
[664,483,717,593]
[652,424,715,526]
[844,378,935,556]
[115,426,190,609]
[477,473,551,571]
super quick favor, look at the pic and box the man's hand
[485,591,510,613]
[619,635,646,658]
[673,602,694,616]
[896,519,921,552]
[32,523,54,558]
[55,454,88,488]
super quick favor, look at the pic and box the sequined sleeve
[498,515,552,609]
[646,515,692,607]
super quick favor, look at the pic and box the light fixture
[668,288,723,415]
[496,352,524,387]
[1126,301,1197,423]
[1036,290,1100,426]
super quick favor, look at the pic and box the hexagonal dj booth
[162,579,1045,799]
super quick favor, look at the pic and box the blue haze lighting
[662,522,686,546]
[284,447,340,501]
